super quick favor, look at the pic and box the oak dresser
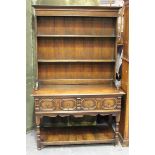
[32,0,125,150]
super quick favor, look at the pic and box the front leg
[115,113,121,145]
[35,115,42,150]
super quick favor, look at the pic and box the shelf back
[38,37,115,60]
[37,16,116,36]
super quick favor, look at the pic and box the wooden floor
[40,126,115,145]
[32,84,125,96]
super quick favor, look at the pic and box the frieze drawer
[35,97,121,112]
[60,98,77,110]
[81,98,97,110]
[39,99,56,111]
[101,98,117,110]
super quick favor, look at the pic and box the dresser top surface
[32,84,125,97]
[32,0,122,9]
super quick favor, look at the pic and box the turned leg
[36,115,42,150]
[115,113,121,145]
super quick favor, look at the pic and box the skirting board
[26,126,35,134]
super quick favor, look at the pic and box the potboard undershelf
[40,126,115,145]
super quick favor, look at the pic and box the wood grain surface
[40,126,115,145]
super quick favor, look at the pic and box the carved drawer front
[81,98,97,110]
[101,98,117,110]
[40,99,56,110]
[60,98,76,111]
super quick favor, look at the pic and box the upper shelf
[37,16,116,36]
[37,34,117,38]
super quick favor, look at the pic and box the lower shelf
[40,125,115,145]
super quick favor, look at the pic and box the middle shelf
[37,37,115,60]
[37,34,117,38]
[38,59,116,63]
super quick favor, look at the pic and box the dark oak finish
[32,1,124,149]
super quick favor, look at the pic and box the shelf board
[32,84,125,96]
[38,79,113,85]
[117,43,124,46]
[38,59,116,63]
[40,126,115,145]
[37,34,117,38]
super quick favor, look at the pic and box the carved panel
[81,98,97,110]
[101,98,117,110]
[40,99,56,110]
[60,98,76,111]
